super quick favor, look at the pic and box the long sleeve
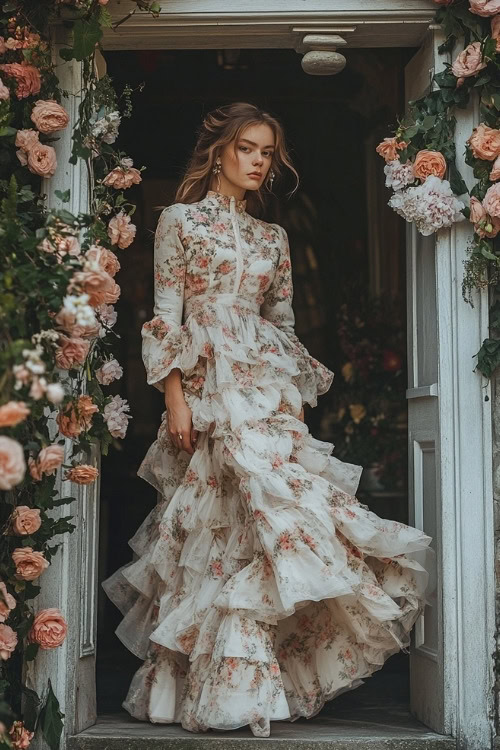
[141,205,186,392]
[260,224,334,407]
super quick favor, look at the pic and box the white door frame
[38,4,495,749]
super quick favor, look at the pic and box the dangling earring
[212,156,222,192]
[267,168,275,191]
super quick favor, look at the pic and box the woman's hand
[166,399,199,454]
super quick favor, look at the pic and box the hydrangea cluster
[388,176,465,236]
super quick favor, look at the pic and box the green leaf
[21,684,41,731]
[98,6,113,28]
[54,189,70,203]
[24,642,40,662]
[448,162,468,196]
[72,18,103,62]
[39,680,64,750]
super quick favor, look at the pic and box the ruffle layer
[103,296,434,733]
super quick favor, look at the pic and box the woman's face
[217,122,275,196]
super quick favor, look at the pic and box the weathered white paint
[406,29,495,750]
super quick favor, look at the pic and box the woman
[102,102,432,737]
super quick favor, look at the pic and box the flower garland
[376,0,500,378]
[0,1,157,748]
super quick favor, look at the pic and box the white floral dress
[102,189,432,735]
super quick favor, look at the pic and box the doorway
[95,44,430,733]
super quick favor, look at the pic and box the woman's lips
[248,174,261,179]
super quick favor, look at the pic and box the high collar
[205,190,247,214]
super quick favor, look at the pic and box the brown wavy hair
[173,102,299,216]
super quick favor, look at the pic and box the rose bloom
[490,155,500,182]
[10,505,41,535]
[470,196,486,224]
[467,123,500,161]
[413,150,447,180]
[0,582,16,623]
[28,444,64,481]
[107,211,137,249]
[102,166,142,189]
[0,62,41,98]
[9,721,34,750]
[70,268,120,307]
[96,358,123,385]
[56,395,98,438]
[0,624,17,660]
[469,0,500,15]
[0,401,30,427]
[54,308,99,339]
[0,436,26,490]
[0,77,9,100]
[29,608,67,649]
[54,334,90,370]
[12,547,49,581]
[85,245,121,277]
[451,42,487,84]
[492,16,500,53]
[375,137,408,162]
[483,183,500,218]
[64,465,99,484]
[15,128,39,152]
[27,143,57,177]
[30,99,69,133]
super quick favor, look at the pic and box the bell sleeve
[260,224,334,407]
[141,205,186,392]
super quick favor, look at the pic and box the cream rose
[469,0,500,15]
[0,436,26,490]
[29,608,67,649]
[12,547,49,581]
[467,123,500,161]
[413,150,447,180]
[10,506,42,535]
[30,99,69,133]
[0,401,30,427]
[15,128,39,151]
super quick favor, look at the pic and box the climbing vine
[377,0,500,378]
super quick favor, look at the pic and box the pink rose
[483,183,500,218]
[54,335,90,369]
[96,358,123,385]
[0,77,9,100]
[85,245,121,277]
[492,16,500,52]
[467,123,500,161]
[107,211,137,249]
[0,582,16,623]
[470,196,487,224]
[451,42,487,84]
[0,401,30,427]
[12,547,49,581]
[53,308,99,339]
[29,608,67,649]
[490,154,500,181]
[30,99,69,133]
[0,62,40,98]
[0,624,17,660]
[69,269,120,307]
[375,137,408,163]
[102,166,142,189]
[413,150,447,180]
[15,128,39,151]
[469,0,500,15]
[9,721,34,750]
[27,143,57,177]
[64,465,99,484]
[0,436,26,490]
[10,505,42,535]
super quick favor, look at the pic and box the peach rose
[490,154,500,182]
[0,77,9,100]
[30,99,69,133]
[69,269,120,306]
[0,624,17,660]
[9,721,34,750]
[28,444,64,482]
[413,150,447,180]
[29,608,67,649]
[467,123,500,161]
[10,505,41,535]
[107,211,137,249]
[56,395,98,438]
[54,308,99,339]
[85,245,121,277]
[15,128,39,151]
[0,401,30,427]
[27,143,57,177]
[375,137,408,163]
[470,196,487,224]
[0,62,40,98]
[102,166,142,189]
[0,436,26,490]
[64,465,99,484]
[0,582,16,623]
[55,335,90,369]
[469,0,500,15]
[492,15,500,53]
[451,42,487,84]
[483,183,500,218]
[12,547,49,581]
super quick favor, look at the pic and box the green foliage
[39,681,64,750]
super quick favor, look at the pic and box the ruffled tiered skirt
[102,295,433,733]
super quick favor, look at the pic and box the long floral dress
[102,189,432,735]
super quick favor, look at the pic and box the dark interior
[96,45,414,720]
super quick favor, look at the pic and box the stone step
[67,715,456,750]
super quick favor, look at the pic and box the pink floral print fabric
[102,189,433,734]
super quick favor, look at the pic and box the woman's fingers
[191,427,199,449]
[179,430,194,455]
